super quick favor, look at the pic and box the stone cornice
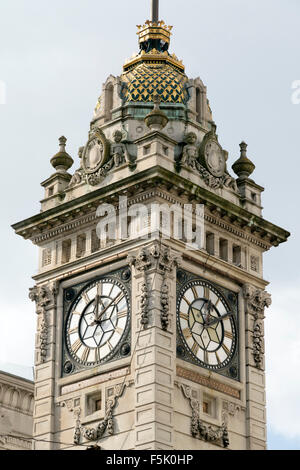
[12,166,290,249]
[176,365,240,400]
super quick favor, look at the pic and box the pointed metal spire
[151,0,159,23]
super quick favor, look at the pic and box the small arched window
[196,87,201,123]
[105,83,114,121]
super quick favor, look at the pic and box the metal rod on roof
[151,0,159,23]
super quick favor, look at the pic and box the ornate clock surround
[176,269,240,381]
[62,267,132,377]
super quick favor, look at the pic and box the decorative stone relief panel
[175,382,230,448]
[73,380,133,446]
[29,282,58,364]
[243,285,271,369]
[128,242,180,330]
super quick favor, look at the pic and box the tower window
[206,232,215,255]
[62,239,71,264]
[196,87,201,123]
[143,145,151,155]
[105,83,114,122]
[91,228,100,253]
[86,392,102,416]
[48,186,54,197]
[203,401,209,414]
[42,248,52,267]
[219,238,228,261]
[233,245,242,267]
[76,234,86,258]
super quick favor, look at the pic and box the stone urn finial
[232,141,255,179]
[144,95,169,131]
[50,136,74,173]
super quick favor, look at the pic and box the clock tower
[13,1,289,450]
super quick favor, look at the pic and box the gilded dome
[121,60,188,104]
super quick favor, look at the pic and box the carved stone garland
[73,381,133,445]
[243,285,272,369]
[195,161,238,191]
[160,278,169,331]
[29,282,58,364]
[176,382,230,448]
[128,242,180,330]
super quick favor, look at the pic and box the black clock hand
[93,291,123,325]
[206,312,233,327]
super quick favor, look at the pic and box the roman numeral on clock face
[72,338,82,354]
[180,312,189,321]
[182,328,192,339]
[81,347,90,363]
[203,286,210,300]
[191,342,199,355]
[222,344,230,356]
[224,331,233,339]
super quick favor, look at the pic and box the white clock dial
[177,280,236,371]
[66,278,129,366]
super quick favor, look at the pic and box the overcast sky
[0,0,299,450]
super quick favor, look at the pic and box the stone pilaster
[29,281,58,450]
[243,284,271,450]
[128,241,181,450]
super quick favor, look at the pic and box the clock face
[177,279,237,371]
[65,277,129,367]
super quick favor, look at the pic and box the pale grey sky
[0,0,299,449]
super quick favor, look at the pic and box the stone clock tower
[13,1,289,451]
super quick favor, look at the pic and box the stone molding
[0,434,32,450]
[30,187,271,251]
[176,366,240,399]
[0,382,34,416]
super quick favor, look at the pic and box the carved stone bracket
[73,380,133,446]
[243,285,272,369]
[29,282,58,364]
[175,382,229,448]
[128,242,180,329]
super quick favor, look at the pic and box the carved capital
[243,284,272,320]
[29,281,58,364]
[29,281,58,313]
[128,242,180,275]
